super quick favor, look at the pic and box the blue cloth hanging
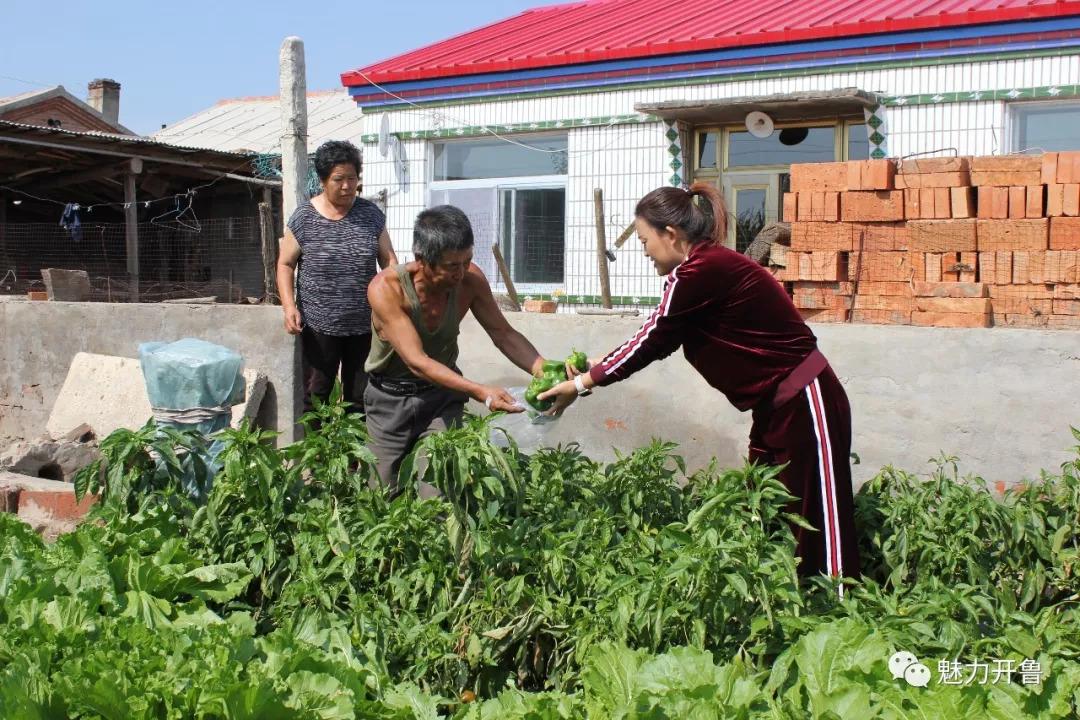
[60,203,82,243]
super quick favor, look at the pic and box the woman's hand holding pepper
[565,356,602,378]
[537,379,580,417]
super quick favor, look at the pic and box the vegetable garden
[2,391,1080,718]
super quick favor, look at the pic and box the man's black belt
[369,373,435,395]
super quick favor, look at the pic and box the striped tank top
[287,197,384,336]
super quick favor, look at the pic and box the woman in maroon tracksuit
[539,182,860,590]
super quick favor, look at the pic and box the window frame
[498,185,567,286]
[693,119,869,179]
[430,133,568,183]
[1008,100,1080,154]
[427,135,569,295]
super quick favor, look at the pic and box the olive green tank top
[365,264,461,378]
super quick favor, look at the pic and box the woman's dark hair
[414,205,474,266]
[634,181,728,246]
[313,140,361,181]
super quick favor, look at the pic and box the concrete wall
[2,300,1077,488]
[458,314,1080,488]
[0,300,301,444]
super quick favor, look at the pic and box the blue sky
[0,1,559,136]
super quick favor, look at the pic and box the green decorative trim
[360,114,656,144]
[665,121,684,187]
[863,104,889,159]
[883,84,1080,107]
[520,293,661,307]
[357,46,1080,115]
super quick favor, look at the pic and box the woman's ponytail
[635,182,729,246]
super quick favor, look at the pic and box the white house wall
[358,53,1080,302]
[887,102,1006,159]
[565,122,669,301]
[364,139,427,263]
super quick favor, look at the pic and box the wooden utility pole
[279,36,308,223]
[593,188,613,309]
[124,158,142,302]
[259,194,277,304]
[0,190,8,269]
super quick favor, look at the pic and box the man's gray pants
[363,380,466,497]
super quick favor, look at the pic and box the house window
[695,121,868,173]
[726,125,836,168]
[847,121,870,161]
[697,131,718,169]
[433,137,567,180]
[500,188,565,283]
[1011,102,1080,153]
[693,120,867,249]
[429,135,567,291]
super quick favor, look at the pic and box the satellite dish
[378,113,390,157]
[390,135,409,183]
[745,111,774,139]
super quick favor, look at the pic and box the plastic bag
[488,386,561,453]
[138,338,246,500]
[139,338,245,435]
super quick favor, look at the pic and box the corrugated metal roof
[152,89,364,154]
[0,118,248,157]
[343,0,1080,84]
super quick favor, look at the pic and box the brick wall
[779,155,1080,330]
[0,96,119,133]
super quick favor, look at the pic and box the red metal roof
[342,0,1080,85]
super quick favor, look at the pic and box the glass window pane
[727,126,835,168]
[508,189,565,283]
[847,123,869,160]
[778,173,791,218]
[1015,104,1080,152]
[734,188,767,254]
[428,187,497,280]
[433,137,567,180]
[500,190,513,281]
[698,132,718,169]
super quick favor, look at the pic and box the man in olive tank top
[364,205,550,493]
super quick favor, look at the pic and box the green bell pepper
[525,349,590,412]
[541,359,567,375]
[525,373,559,412]
[568,349,588,373]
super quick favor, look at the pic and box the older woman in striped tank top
[276,140,398,421]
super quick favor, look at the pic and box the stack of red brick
[779,154,1080,329]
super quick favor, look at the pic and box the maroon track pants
[749,365,861,591]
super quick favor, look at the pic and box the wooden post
[279,37,308,222]
[0,190,7,268]
[124,158,142,302]
[259,201,277,304]
[491,243,521,311]
[593,188,612,309]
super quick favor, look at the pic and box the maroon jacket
[588,242,820,412]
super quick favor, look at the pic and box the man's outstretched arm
[466,266,545,377]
